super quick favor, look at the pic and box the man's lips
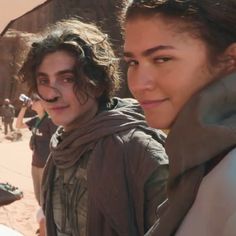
[139,98,169,109]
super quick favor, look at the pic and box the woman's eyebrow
[124,45,175,58]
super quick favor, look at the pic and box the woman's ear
[226,42,236,55]
[222,43,236,72]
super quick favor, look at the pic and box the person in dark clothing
[18,18,169,236]
[16,94,57,236]
[1,98,15,135]
[16,94,57,205]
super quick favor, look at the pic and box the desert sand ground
[0,124,39,236]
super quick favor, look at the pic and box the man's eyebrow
[35,71,47,77]
[56,69,75,76]
[36,69,75,77]
[124,45,175,58]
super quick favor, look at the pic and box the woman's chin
[145,115,172,130]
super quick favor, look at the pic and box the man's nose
[37,84,62,102]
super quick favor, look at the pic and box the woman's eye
[154,57,171,63]
[125,59,138,67]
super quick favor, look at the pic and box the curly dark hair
[121,0,236,61]
[19,18,121,105]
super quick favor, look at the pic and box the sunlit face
[124,16,223,129]
[35,50,98,130]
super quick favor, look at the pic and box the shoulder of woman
[203,148,236,190]
[176,148,236,235]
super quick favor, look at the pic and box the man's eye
[62,76,75,83]
[37,78,49,85]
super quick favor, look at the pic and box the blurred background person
[1,98,15,135]
[16,93,57,236]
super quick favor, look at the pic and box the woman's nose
[128,66,155,93]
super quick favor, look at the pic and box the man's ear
[94,87,104,98]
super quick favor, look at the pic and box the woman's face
[124,16,223,129]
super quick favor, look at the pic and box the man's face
[35,50,98,130]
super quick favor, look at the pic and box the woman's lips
[139,98,168,109]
